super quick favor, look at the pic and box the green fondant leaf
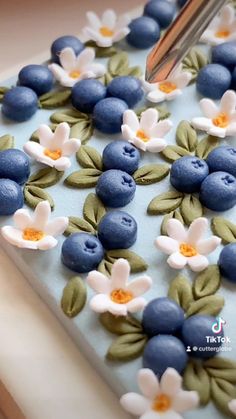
[176,120,198,151]
[61,276,87,318]
[195,135,220,159]
[204,358,236,384]
[161,145,191,163]
[39,89,71,109]
[183,360,211,405]
[27,167,64,188]
[211,217,236,244]
[119,65,143,77]
[0,134,14,150]
[211,378,236,417]
[65,169,102,188]
[136,105,170,121]
[83,193,106,230]
[108,52,129,76]
[0,86,9,102]
[70,120,94,144]
[182,48,208,83]
[148,191,184,215]
[133,164,170,185]
[105,250,148,273]
[186,295,225,317]
[50,108,89,124]
[64,217,96,236]
[76,145,103,170]
[84,41,118,58]
[97,259,113,276]
[180,194,204,226]
[100,312,143,335]
[24,185,54,209]
[168,274,194,311]
[193,265,221,299]
[106,333,148,361]
[160,210,184,235]
[30,124,57,143]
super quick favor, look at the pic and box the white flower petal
[172,390,199,413]
[196,237,221,255]
[146,138,167,153]
[112,28,130,42]
[120,393,149,416]
[226,122,236,136]
[86,11,101,30]
[32,201,51,230]
[107,300,128,316]
[54,156,71,171]
[116,14,131,30]
[140,109,158,132]
[89,294,111,313]
[174,72,192,89]
[157,411,182,419]
[23,141,46,161]
[48,63,67,83]
[102,9,116,28]
[122,124,136,142]
[187,217,208,245]
[147,89,166,103]
[191,117,213,131]
[187,254,209,272]
[155,236,179,255]
[87,271,111,294]
[13,209,32,230]
[62,139,81,156]
[131,137,147,152]
[57,74,78,88]
[141,411,161,419]
[59,47,76,71]
[126,297,147,313]
[138,368,160,399]
[150,120,172,138]
[77,47,95,69]
[220,90,236,115]
[208,126,227,138]
[200,99,219,119]
[165,90,182,101]
[1,226,38,249]
[37,124,54,147]
[160,368,182,397]
[221,4,235,25]
[83,26,103,44]
[166,219,187,243]
[84,63,106,77]
[37,235,58,250]
[44,217,68,236]
[127,276,152,297]
[111,258,130,289]
[167,252,187,270]
[229,399,236,415]
[123,110,139,132]
[52,122,70,149]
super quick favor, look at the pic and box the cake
[0,2,236,419]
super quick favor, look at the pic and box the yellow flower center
[136,129,150,142]
[152,394,171,412]
[212,112,229,128]
[180,243,197,257]
[159,81,177,94]
[215,29,230,39]
[69,70,81,79]
[99,26,114,37]
[110,289,133,304]
[22,228,44,242]
[44,148,62,160]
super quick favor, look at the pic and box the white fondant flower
[120,368,199,419]
[121,108,172,153]
[143,65,192,103]
[201,5,236,46]
[48,47,106,87]
[155,217,221,272]
[229,399,236,415]
[24,122,81,171]
[1,201,68,250]
[192,90,236,138]
[87,258,152,316]
[82,9,130,47]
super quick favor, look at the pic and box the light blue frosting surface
[0,44,236,419]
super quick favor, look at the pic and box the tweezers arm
[146,0,227,83]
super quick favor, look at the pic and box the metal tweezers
[146,0,227,83]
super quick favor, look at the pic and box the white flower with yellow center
[121,108,172,153]
[191,90,236,138]
[1,201,68,250]
[229,399,236,415]
[82,9,130,47]
[87,258,152,316]
[48,47,106,87]
[24,122,81,171]
[201,5,236,46]
[142,65,192,104]
[120,368,199,419]
[155,217,221,272]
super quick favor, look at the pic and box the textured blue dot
[212,41,236,70]
[96,169,136,208]
[170,156,209,193]
[98,210,137,250]
[51,35,84,63]
[107,76,144,108]
[126,16,160,49]
[72,79,107,114]
[18,65,54,96]
[2,87,38,122]
[102,141,140,175]
[93,98,128,134]
[207,146,236,178]
[200,171,236,211]
[0,149,30,185]
[196,64,231,99]
[0,179,24,215]
[218,244,236,283]
[144,0,176,29]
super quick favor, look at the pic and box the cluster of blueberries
[142,297,224,377]
[197,41,236,99]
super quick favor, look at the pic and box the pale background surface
[0,1,144,418]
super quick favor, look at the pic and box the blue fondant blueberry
[181,315,224,359]
[231,66,236,90]
[126,16,160,49]
[93,98,128,134]
[142,297,185,337]
[0,149,30,185]
[218,243,236,283]
[107,76,144,108]
[178,0,188,7]
[144,0,176,29]
[212,41,236,71]
[98,210,137,250]
[102,141,140,175]
[207,146,236,178]
[196,64,231,99]
[200,171,236,211]
[18,65,54,96]
[51,35,84,63]
[143,335,188,378]
[96,169,136,208]
[170,156,209,193]
[71,79,107,114]
[61,233,104,273]
[2,87,38,122]
[0,179,24,216]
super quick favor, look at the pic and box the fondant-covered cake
[0,1,236,418]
